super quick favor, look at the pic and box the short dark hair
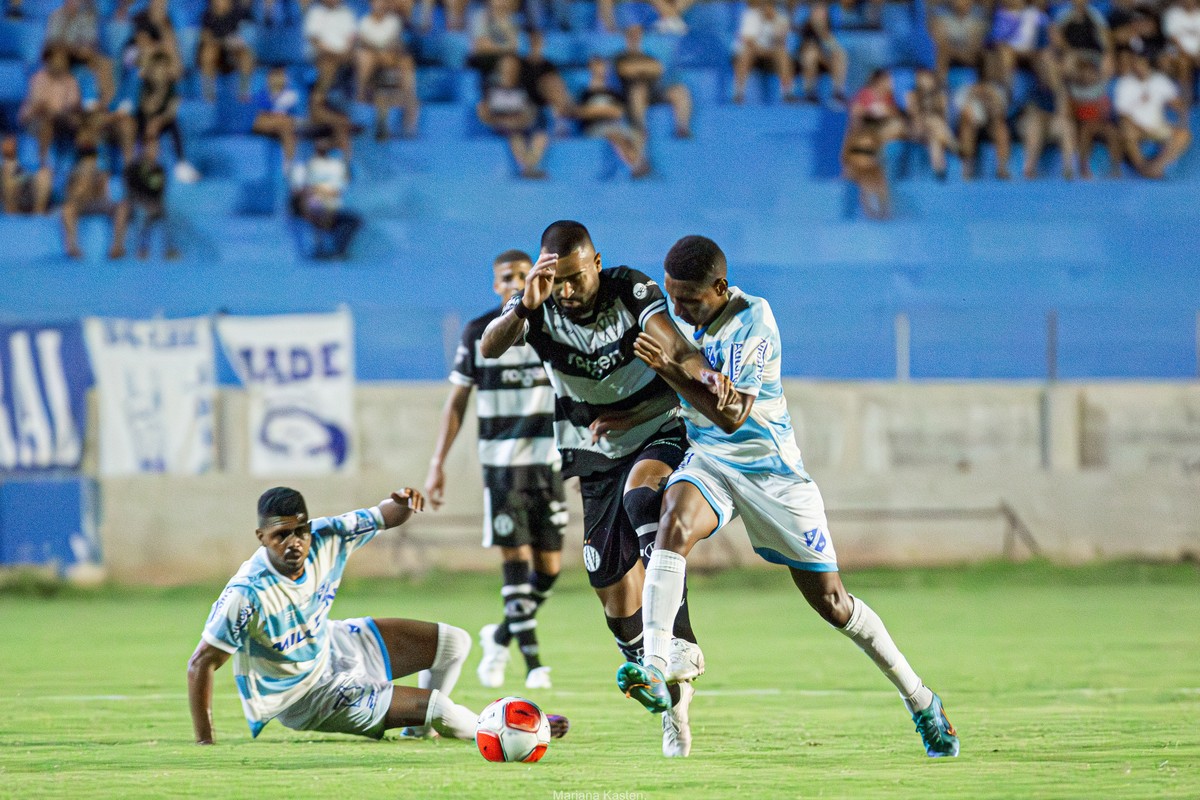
[494,249,532,266]
[258,487,307,519]
[541,220,594,257]
[664,235,727,283]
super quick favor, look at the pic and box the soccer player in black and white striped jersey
[426,250,568,692]
[481,221,733,757]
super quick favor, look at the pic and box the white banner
[83,317,216,476]
[216,310,356,477]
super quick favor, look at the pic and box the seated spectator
[1064,50,1121,177]
[19,44,83,168]
[614,24,693,138]
[7,0,23,19]
[418,0,466,32]
[1051,0,1113,74]
[1114,51,1192,177]
[44,0,114,108]
[356,0,404,102]
[1163,0,1200,104]
[476,54,550,179]
[520,0,571,33]
[304,0,358,91]
[851,68,906,141]
[134,51,200,183]
[1107,0,1167,71]
[904,67,956,180]
[252,67,302,167]
[596,0,694,34]
[466,0,520,81]
[1018,78,1076,178]
[290,137,362,259]
[1,135,52,215]
[521,30,577,138]
[929,0,989,83]
[61,144,128,259]
[577,56,651,178]
[130,0,181,61]
[841,119,888,219]
[954,53,1013,179]
[796,1,849,107]
[199,0,256,102]
[368,44,420,140]
[732,0,798,104]
[308,76,356,161]
[123,136,177,260]
[990,0,1055,90]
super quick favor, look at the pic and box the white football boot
[662,681,694,758]
[524,666,553,689]
[476,624,510,688]
[664,638,706,684]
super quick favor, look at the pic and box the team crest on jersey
[493,513,515,536]
[582,544,601,572]
[800,528,827,553]
[703,344,722,370]
[633,283,649,299]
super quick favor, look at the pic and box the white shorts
[274,617,394,739]
[667,449,839,572]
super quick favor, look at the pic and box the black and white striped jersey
[451,307,561,492]
[507,266,682,479]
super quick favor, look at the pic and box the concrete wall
[93,382,1200,584]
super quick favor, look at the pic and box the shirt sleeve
[201,584,257,654]
[727,323,773,397]
[311,506,385,556]
[615,268,668,329]
[449,323,478,386]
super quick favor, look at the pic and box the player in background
[425,249,568,691]
[186,485,570,744]
[481,220,726,757]
[618,235,960,759]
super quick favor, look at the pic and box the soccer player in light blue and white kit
[187,486,486,744]
[617,236,960,758]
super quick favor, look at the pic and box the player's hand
[633,332,673,374]
[589,410,637,443]
[424,464,445,511]
[701,370,739,410]
[392,488,425,512]
[520,252,557,311]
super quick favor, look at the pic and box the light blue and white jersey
[675,287,810,479]
[201,506,386,737]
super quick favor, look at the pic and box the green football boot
[616,661,671,714]
[912,693,960,758]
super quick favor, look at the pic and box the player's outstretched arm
[380,488,426,528]
[481,252,555,358]
[187,641,231,744]
[425,385,472,510]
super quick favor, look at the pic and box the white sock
[837,595,934,714]
[423,623,470,696]
[424,689,478,741]
[642,549,687,672]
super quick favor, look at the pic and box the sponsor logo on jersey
[499,366,546,388]
[582,544,601,572]
[566,350,623,380]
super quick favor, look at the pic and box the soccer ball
[475,696,551,763]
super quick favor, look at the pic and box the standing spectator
[19,44,82,168]
[614,24,693,138]
[990,0,1055,90]
[304,0,358,91]
[1,135,52,215]
[1018,78,1077,178]
[291,137,362,259]
[1114,51,1192,177]
[61,144,128,259]
[732,0,798,103]
[251,67,301,168]
[851,68,906,141]
[123,136,178,260]
[954,53,1013,179]
[466,0,520,81]
[796,1,849,107]
[1164,0,1200,104]
[842,119,889,219]
[577,56,652,178]
[135,51,200,183]
[199,0,256,102]
[928,0,989,83]
[44,0,114,108]
[1051,0,1113,72]
[1064,50,1121,177]
[521,30,577,139]
[476,53,550,178]
[904,67,956,180]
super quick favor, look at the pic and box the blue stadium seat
[0,58,27,102]
[614,1,660,28]
[100,19,131,59]
[417,67,460,102]
[257,24,307,66]
[683,1,737,35]
[417,31,470,69]
[0,19,44,63]
[675,31,730,67]
[568,0,599,32]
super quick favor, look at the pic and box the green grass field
[1,562,1198,799]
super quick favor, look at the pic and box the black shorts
[483,479,568,551]
[579,426,689,589]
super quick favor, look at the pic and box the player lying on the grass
[480,220,726,757]
[616,236,960,758]
[186,486,569,744]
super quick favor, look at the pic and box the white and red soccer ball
[475,696,551,763]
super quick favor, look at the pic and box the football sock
[606,610,644,664]
[494,560,532,647]
[499,560,542,671]
[837,595,934,713]
[425,689,478,741]
[531,569,558,608]
[415,622,471,697]
[624,486,661,566]
[642,549,687,673]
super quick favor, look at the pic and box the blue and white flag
[83,316,216,476]
[216,310,356,476]
[0,322,90,474]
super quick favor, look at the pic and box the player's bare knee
[812,589,852,627]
